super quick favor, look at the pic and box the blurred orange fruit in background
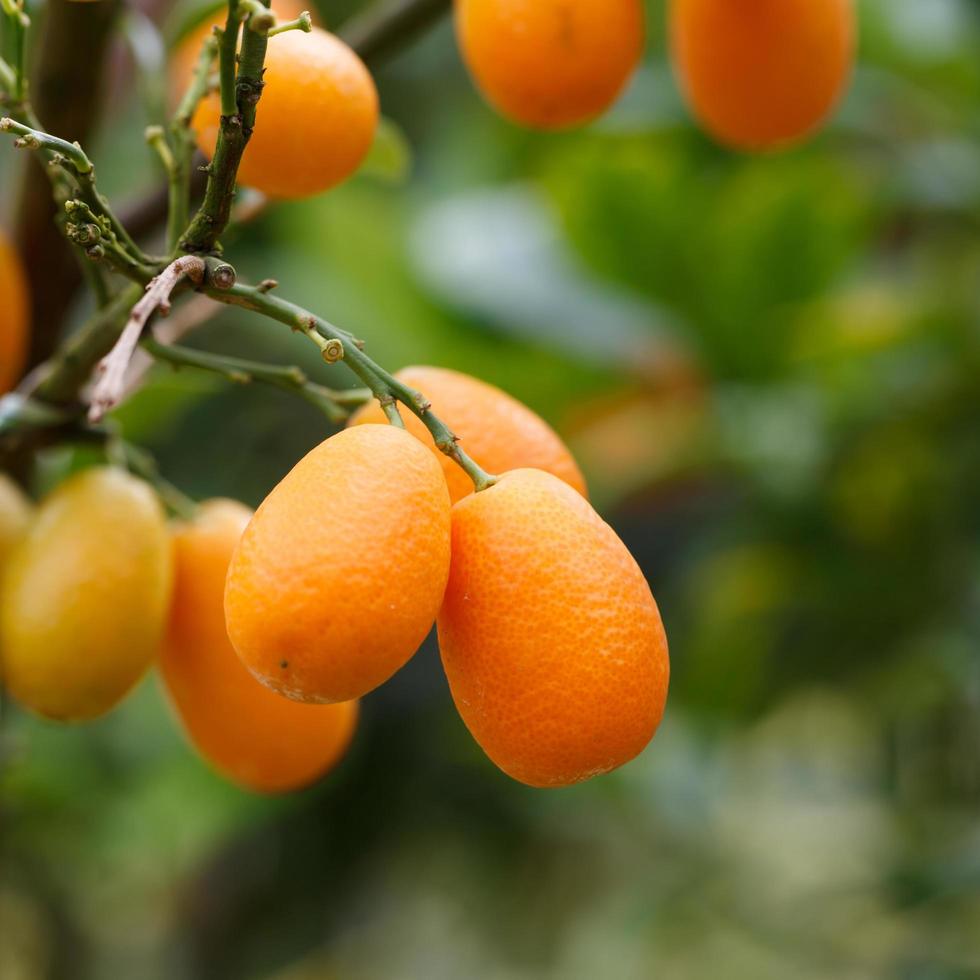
[455,0,644,129]
[192,27,378,199]
[670,0,855,150]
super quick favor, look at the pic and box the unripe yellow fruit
[1,468,172,721]
[0,475,33,572]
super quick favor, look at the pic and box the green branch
[167,32,219,251]
[0,116,152,267]
[0,54,16,93]
[180,0,272,253]
[63,199,160,283]
[0,114,92,170]
[30,284,145,406]
[209,282,498,491]
[141,336,369,424]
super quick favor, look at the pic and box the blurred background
[3,0,980,976]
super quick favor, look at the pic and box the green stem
[0,0,28,100]
[10,0,124,370]
[0,54,15,93]
[0,114,93,171]
[268,11,311,36]
[31,284,145,405]
[209,282,498,492]
[63,199,160,283]
[0,115,152,266]
[168,33,219,252]
[218,1,240,118]
[180,0,271,254]
[141,336,369,424]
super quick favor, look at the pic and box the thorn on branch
[257,278,278,293]
[88,256,207,422]
[208,261,237,290]
[435,434,460,456]
[320,339,345,364]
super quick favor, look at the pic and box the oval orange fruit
[225,425,452,704]
[670,0,855,150]
[437,468,669,787]
[162,500,358,793]
[0,228,29,394]
[455,0,644,130]
[1,468,172,721]
[192,27,378,199]
[350,366,587,504]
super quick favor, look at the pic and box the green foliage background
[3,1,980,977]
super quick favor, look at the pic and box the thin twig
[180,0,272,253]
[1,115,152,269]
[167,32,219,252]
[88,256,207,421]
[141,336,370,424]
[10,0,123,370]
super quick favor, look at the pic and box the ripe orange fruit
[225,425,451,703]
[192,27,378,199]
[455,0,644,130]
[437,469,669,787]
[162,500,358,793]
[349,366,587,504]
[0,228,29,394]
[0,475,32,572]
[1,468,172,721]
[168,0,309,107]
[670,0,855,150]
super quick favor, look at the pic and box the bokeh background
[3,0,980,977]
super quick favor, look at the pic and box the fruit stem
[0,116,150,268]
[268,11,312,37]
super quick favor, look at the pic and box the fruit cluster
[0,0,859,794]
[1,368,669,792]
[172,0,856,203]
